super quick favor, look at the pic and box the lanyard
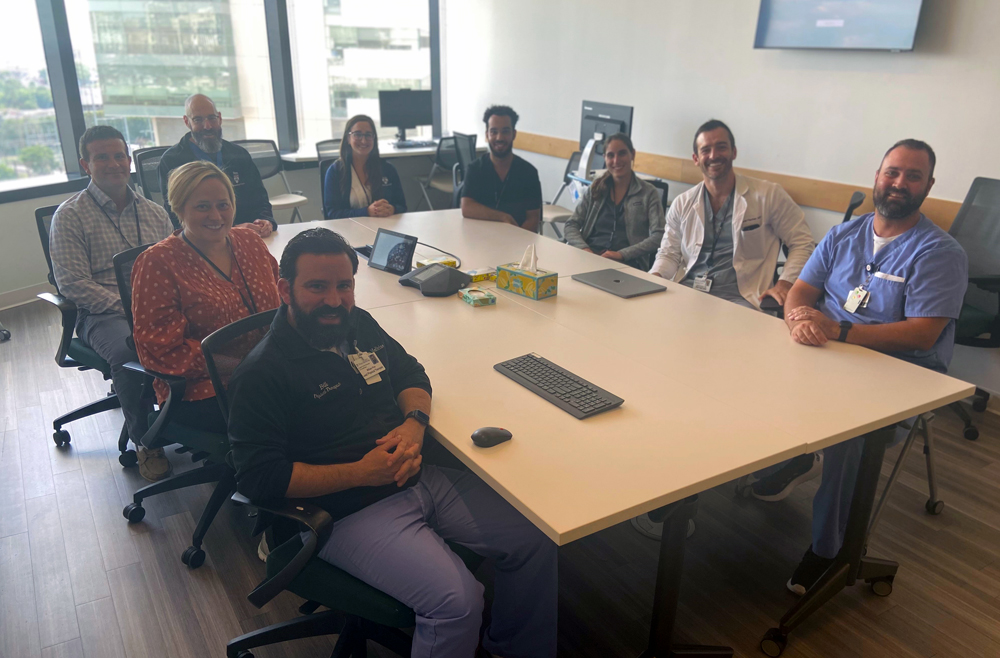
[87,189,141,249]
[181,232,259,316]
[704,191,733,267]
[352,162,372,206]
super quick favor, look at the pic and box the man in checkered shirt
[49,125,174,481]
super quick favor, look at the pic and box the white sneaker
[630,514,696,540]
[257,536,270,562]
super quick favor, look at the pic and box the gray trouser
[315,465,558,658]
[77,311,148,445]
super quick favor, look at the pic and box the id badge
[693,275,713,292]
[844,287,866,314]
[348,351,386,380]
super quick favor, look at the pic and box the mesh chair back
[950,177,1000,281]
[434,136,459,171]
[134,146,169,204]
[453,133,477,181]
[203,309,278,421]
[648,179,669,210]
[113,244,152,331]
[316,139,340,162]
[233,139,282,180]
[35,205,60,288]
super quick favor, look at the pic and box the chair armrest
[452,162,461,189]
[969,276,1000,292]
[123,362,187,449]
[240,496,333,608]
[37,292,78,367]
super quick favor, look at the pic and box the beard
[289,293,355,350]
[701,157,731,181]
[192,126,223,153]
[873,185,928,220]
[488,141,512,158]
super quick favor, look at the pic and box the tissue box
[464,267,497,283]
[496,263,558,300]
[417,256,458,269]
[458,287,496,307]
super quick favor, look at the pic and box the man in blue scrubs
[773,139,968,593]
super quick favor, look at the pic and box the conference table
[263,209,973,657]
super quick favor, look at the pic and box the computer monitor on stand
[379,89,434,147]
[577,101,634,179]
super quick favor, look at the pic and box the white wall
[442,0,1000,205]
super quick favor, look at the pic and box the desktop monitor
[379,89,433,142]
[579,101,634,157]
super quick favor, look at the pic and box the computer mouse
[471,427,512,448]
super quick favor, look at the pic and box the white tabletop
[282,141,486,163]
[264,211,975,545]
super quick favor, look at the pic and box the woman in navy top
[323,115,407,219]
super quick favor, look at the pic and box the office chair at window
[207,312,485,658]
[234,139,309,223]
[133,146,169,207]
[113,245,238,569]
[945,176,1000,441]
[541,151,582,239]
[416,136,461,211]
[315,138,340,162]
[34,205,136,464]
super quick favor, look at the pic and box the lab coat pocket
[864,276,906,323]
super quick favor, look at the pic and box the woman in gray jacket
[563,133,665,270]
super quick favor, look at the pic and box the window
[0,4,66,192]
[289,0,433,150]
[66,0,277,152]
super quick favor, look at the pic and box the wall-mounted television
[754,0,924,51]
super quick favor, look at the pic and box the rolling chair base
[51,392,136,465]
[226,609,412,658]
[949,388,989,440]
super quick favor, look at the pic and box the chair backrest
[133,146,169,205]
[433,136,459,171]
[35,205,61,289]
[233,139,283,180]
[315,139,340,162]
[113,244,153,331]
[319,158,337,208]
[648,179,669,210]
[949,177,1000,281]
[452,133,477,181]
[203,308,278,421]
[563,151,582,183]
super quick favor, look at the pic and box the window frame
[2,0,443,204]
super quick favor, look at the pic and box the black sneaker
[787,546,835,595]
[752,453,823,502]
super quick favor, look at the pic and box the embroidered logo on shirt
[382,176,390,185]
[314,381,341,399]
[233,171,241,185]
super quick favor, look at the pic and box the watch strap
[837,320,853,342]
[405,409,429,426]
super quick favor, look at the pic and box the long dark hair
[590,132,635,200]
[338,115,383,201]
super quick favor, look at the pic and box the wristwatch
[837,320,853,342]
[405,409,430,426]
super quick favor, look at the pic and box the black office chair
[34,204,136,464]
[319,158,337,215]
[316,138,340,162]
[417,136,460,211]
[112,245,237,569]
[233,139,308,223]
[944,176,1000,440]
[133,146,169,207]
[541,151,583,239]
[208,313,485,658]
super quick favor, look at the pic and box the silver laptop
[571,269,666,298]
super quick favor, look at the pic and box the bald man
[157,94,275,235]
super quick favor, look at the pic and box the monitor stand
[393,128,434,149]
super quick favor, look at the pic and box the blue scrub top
[799,213,968,373]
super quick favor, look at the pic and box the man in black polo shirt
[461,105,543,232]
[229,228,556,657]
[157,93,275,236]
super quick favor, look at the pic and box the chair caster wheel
[123,503,145,524]
[972,397,988,413]
[869,576,893,597]
[181,546,206,569]
[235,651,255,658]
[118,450,138,467]
[735,475,753,498]
[53,430,71,447]
[964,426,979,441]
[760,628,787,657]
[0,329,11,341]
[925,499,944,515]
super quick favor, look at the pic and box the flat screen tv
[754,0,924,51]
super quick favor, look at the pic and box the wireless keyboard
[493,353,624,419]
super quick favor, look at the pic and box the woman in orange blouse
[132,160,281,434]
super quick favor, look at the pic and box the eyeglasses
[488,128,513,137]
[189,114,220,127]
[349,131,376,141]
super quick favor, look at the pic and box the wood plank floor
[2,299,999,658]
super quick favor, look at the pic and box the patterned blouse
[131,226,281,405]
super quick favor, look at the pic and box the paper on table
[518,244,538,273]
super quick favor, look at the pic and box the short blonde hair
[167,160,236,224]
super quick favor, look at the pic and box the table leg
[761,427,898,657]
[638,495,733,658]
